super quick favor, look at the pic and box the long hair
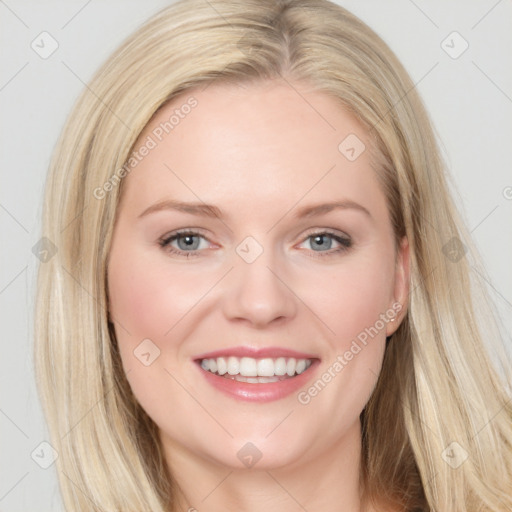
[34,0,512,510]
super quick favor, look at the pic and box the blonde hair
[34,0,512,510]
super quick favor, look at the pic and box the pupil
[179,235,197,249]
[313,235,330,250]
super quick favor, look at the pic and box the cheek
[107,246,177,399]
[295,252,395,423]
[307,249,396,349]
[108,246,200,348]
[107,245,199,423]
[108,261,162,342]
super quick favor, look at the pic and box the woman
[34,0,512,510]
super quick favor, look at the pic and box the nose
[222,246,297,328]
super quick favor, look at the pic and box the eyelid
[299,227,351,241]
[159,227,211,244]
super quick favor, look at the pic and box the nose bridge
[223,234,297,326]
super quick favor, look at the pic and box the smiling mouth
[197,356,314,383]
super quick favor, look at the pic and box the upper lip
[194,346,319,361]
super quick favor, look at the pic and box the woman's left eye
[159,229,352,258]
[296,230,352,257]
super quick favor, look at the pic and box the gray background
[1,1,511,510]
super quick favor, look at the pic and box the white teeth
[286,358,296,376]
[239,357,258,377]
[217,357,227,375]
[274,357,287,376]
[296,359,306,374]
[199,356,313,378]
[257,358,275,377]
[227,356,239,375]
[225,375,281,383]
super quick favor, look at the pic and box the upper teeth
[200,356,312,377]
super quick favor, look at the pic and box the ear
[386,235,410,337]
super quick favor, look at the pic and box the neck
[162,419,372,512]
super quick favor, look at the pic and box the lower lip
[196,360,320,402]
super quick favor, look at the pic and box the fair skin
[107,79,409,512]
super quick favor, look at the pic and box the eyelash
[158,229,352,259]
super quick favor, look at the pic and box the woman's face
[107,80,409,471]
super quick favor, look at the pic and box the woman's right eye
[159,230,211,258]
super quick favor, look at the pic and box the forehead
[118,80,386,219]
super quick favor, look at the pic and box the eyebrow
[138,199,371,220]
